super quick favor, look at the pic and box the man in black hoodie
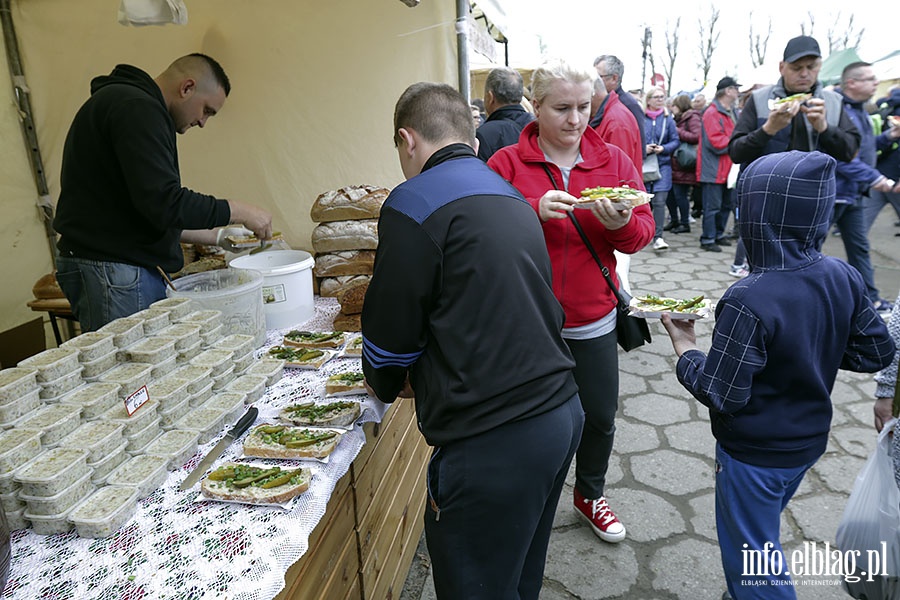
[475,67,534,161]
[53,53,272,331]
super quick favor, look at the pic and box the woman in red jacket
[489,59,654,544]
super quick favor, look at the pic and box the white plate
[628,298,712,320]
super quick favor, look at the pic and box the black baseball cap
[783,36,821,63]
[716,76,740,91]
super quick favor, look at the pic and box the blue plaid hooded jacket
[676,151,895,468]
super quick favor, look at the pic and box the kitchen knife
[179,406,259,491]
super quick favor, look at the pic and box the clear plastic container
[0,428,43,474]
[150,297,194,321]
[39,366,84,400]
[232,351,256,374]
[212,334,256,360]
[150,355,177,380]
[224,375,267,404]
[80,348,118,380]
[15,404,83,447]
[19,347,80,383]
[155,323,202,352]
[88,440,128,485]
[201,392,246,425]
[210,365,236,392]
[200,324,224,347]
[146,375,190,412]
[173,407,226,445]
[158,395,192,430]
[132,308,172,335]
[178,309,223,334]
[60,382,121,420]
[101,400,158,438]
[0,490,24,514]
[170,365,212,394]
[0,367,39,404]
[124,417,160,453]
[14,447,90,497]
[143,430,200,470]
[0,388,42,427]
[105,454,169,498]
[68,485,139,539]
[26,505,75,535]
[189,380,215,407]
[58,420,125,463]
[176,339,203,365]
[126,337,177,365]
[5,507,28,531]
[99,363,153,399]
[246,358,285,387]
[61,332,115,363]
[189,349,234,377]
[98,317,145,349]
[19,469,94,516]
[0,471,18,494]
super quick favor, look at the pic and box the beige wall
[0,0,457,340]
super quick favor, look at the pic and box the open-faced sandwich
[578,186,653,210]
[267,345,335,369]
[225,231,284,249]
[325,371,366,396]
[280,400,361,428]
[243,424,343,459]
[200,462,311,504]
[767,93,813,111]
[282,330,346,349]
[629,294,711,320]
[342,335,363,357]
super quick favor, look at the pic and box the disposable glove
[215,226,254,253]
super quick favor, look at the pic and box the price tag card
[124,385,150,416]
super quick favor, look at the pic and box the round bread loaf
[319,275,371,298]
[313,251,376,277]
[310,185,389,223]
[311,220,378,253]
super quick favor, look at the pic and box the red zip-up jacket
[488,122,654,327]
[697,99,736,184]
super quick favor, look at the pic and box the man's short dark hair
[189,52,231,96]
[841,61,873,85]
[485,67,524,105]
[393,82,474,147]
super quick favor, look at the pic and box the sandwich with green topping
[282,330,346,349]
[200,462,311,504]
[279,400,361,428]
[325,371,366,396]
[243,424,343,459]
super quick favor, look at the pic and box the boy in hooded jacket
[660,151,894,599]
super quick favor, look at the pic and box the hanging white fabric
[118,0,188,27]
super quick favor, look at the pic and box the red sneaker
[573,488,626,543]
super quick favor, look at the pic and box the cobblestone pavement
[402,208,899,600]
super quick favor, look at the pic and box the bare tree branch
[800,12,815,37]
[697,5,720,85]
[663,17,680,93]
[748,12,771,68]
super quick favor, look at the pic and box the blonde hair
[644,86,666,109]
[530,59,594,105]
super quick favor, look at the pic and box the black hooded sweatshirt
[54,64,231,272]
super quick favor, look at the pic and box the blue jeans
[701,183,727,245]
[55,256,167,332]
[715,445,816,599]
[651,189,669,239]
[863,189,900,232]
[670,183,692,226]
[832,202,879,303]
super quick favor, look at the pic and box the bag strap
[892,362,900,418]
[541,164,628,311]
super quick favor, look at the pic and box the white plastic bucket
[166,268,266,348]
[229,250,315,331]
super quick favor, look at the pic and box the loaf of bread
[311,220,378,253]
[200,463,311,504]
[310,185,390,223]
[33,273,65,299]
[313,251,376,277]
[337,282,368,315]
[333,310,361,332]
[319,275,371,298]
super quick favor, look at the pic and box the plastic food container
[146,375,190,412]
[189,349,234,377]
[132,308,172,335]
[98,317,145,349]
[105,454,169,498]
[68,485,139,539]
[19,347,80,383]
[224,375,268,405]
[0,490,24,514]
[150,355,177,380]
[170,365,212,394]
[211,365,236,392]
[233,351,256,374]
[200,324,224,347]
[15,404,83,447]
[58,420,125,463]
[39,366,84,400]
[61,332,115,363]
[246,358,285,386]
[126,337,177,365]
[14,447,90,497]
[26,505,75,535]
[102,400,158,438]
[156,323,202,351]
[178,309,224,334]
[190,380,215,407]
[88,440,128,485]
[6,507,28,531]
[60,382,121,420]
[80,347,118,380]
[173,407,226,445]
[158,395,192,430]
[201,392,246,425]
[0,388,42,427]
[0,471,18,494]
[230,250,315,331]
[19,469,94,516]
[99,363,153,399]
[0,428,43,474]
[124,417,161,453]
[213,334,256,360]
[176,339,203,365]
[143,430,200,470]
[0,367,39,404]
[150,297,194,321]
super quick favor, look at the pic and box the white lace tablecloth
[4,297,389,600]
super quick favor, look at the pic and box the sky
[485,1,897,96]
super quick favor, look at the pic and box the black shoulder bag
[541,164,651,351]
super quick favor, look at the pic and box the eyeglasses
[648,95,665,100]
[599,74,615,80]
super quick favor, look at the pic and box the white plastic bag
[836,421,900,599]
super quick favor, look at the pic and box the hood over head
[737,150,836,271]
[90,64,161,99]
